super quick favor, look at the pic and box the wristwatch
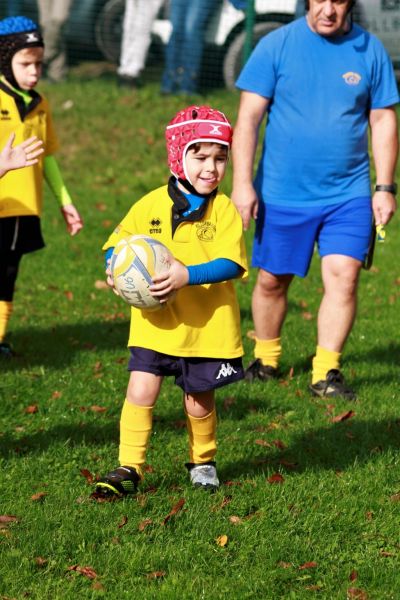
[375,183,397,195]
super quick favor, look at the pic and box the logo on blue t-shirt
[342,72,362,85]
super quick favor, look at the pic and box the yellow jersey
[0,84,59,218]
[103,180,248,358]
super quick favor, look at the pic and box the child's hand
[61,203,83,236]
[150,258,189,302]
[0,133,44,177]
[105,262,120,296]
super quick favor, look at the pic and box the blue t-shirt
[236,17,399,206]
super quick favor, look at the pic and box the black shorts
[128,346,244,393]
[0,215,45,254]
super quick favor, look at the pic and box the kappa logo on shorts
[216,362,238,379]
[342,72,362,86]
[196,221,216,242]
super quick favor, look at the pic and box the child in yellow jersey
[95,105,248,496]
[0,16,83,357]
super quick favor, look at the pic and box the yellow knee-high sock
[119,401,153,476]
[312,345,341,384]
[0,301,12,343]
[186,409,217,464]
[255,337,282,369]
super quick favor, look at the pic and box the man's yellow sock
[119,401,153,477]
[312,346,341,385]
[0,301,12,343]
[255,336,281,369]
[186,409,217,464]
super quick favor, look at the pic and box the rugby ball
[110,235,173,310]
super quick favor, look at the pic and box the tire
[95,0,125,63]
[223,20,288,90]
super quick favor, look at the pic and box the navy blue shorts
[252,197,372,277]
[128,347,244,393]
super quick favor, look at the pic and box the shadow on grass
[0,319,129,372]
[220,417,400,482]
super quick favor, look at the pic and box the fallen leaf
[95,202,107,212]
[216,534,228,547]
[64,290,74,301]
[305,585,322,591]
[267,473,284,484]
[224,480,242,487]
[162,498,185,525]
[299,561,317,570]
[0,515,19,523]
[279,459,298,470]
[92,582,105,591]
[288,367,294,379]
[272,439,287,450]
[102,219,113,228]
[52,391,62,399]
[277,561,292,569]
[212,495,232,512]
[90,405,107,413]
[138,518,152,532]
[347,588,368,599]
[80,469,94,484]
[365,511,373,520]
[25,405,38,414]
[349,570,358,581]
[117,516,128,529]
[31,492,47,502]
[35,557,48,567]
[389,493,400,502]
[229,515,242,525]
[301,311,313,320]
[94,280,108,290]
[255,439,272,447]
[67,564,98,580]
[246,329,256,339]
[146,571,166,579]
[380,550,395,557]
[331,410,356,423]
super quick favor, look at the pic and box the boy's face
[11,47,43,90]
[183,142,228,195]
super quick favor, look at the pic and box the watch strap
[375,183,397,195]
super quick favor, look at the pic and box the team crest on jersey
[0,109,10,120]
[149,217,162,234]
[342,72,361,85]
[196,221,216,241]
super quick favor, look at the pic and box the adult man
[37,0,73,82]
[232,0,399,399]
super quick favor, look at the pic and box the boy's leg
[0,251,22,356]
[95,371,162,497]
[185,390,219,491]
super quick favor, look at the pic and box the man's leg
[246,269,293,380]
[310,254,361,399]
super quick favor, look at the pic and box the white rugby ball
[110,235,173,310]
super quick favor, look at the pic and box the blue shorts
[252,197,372,277]
[128,347,244,393]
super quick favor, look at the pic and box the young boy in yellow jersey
[95,105,248,496]
[0,16,83,357]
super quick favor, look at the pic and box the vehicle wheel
[95,0,125,63]
[223,20,288,90]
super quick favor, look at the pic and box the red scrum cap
[165,105,233,182]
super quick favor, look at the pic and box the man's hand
[231,182,259,231]
[150,258,189,302]
[0,133,44,177]
[372,191,397,226]
[61,203,83,236]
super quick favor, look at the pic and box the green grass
[1,68,400,599]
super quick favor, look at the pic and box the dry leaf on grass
[331,410,356,423]
[117,516,128,529]
[298,561,317,570]
[216,534,228,547]
[267,473,284,484]
[80,469,94,484]
[138,519,153,532]
[0,515,19,524]
[67,564,98,580]
[162,498,185,525]
[30,492,47,502]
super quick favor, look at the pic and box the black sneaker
[94,466,140,498]
[0,342,15,358]
[309,369,356,400]
[244,359,278,382]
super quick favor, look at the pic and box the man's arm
[369,106,399,225]
[231,91,270,230]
